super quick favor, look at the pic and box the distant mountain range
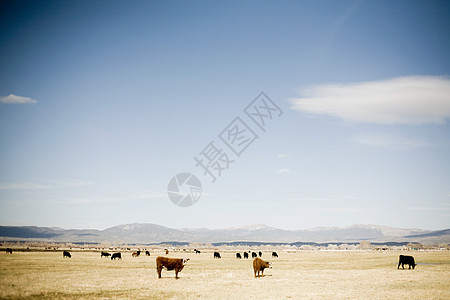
[0,223,449,244]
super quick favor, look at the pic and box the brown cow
[253,257,271,278]
[132,252,138,257]
[156,256,189,279]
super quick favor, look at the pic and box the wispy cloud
[0,183,53,190]
[293,196,359,202]
[58,190,166,204]
[276,168,291,174]
[290,76,450,124]
[352,134,431,149]
[0,94,38,104]
[276,154,290,159]
[407,206,449,211]
[0,180,93,190]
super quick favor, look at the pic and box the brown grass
[0,250,449,299]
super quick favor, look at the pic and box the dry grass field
[0,249,449,299]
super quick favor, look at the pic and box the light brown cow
[132,252,138,257]
[253,257,271,278]
[156,256,189,279]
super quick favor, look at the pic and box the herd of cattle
[4,248,418,278]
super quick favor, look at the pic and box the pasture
[0,250,449,299]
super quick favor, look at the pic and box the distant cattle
[165,249,169,255]
[63,251,71,258]
[252,252,257,258]
[195,249,201,254]
[146,251,151,256]
[258,251,262,257]
[236,253,242,259]
[253,257,272,278]
[5,248,12,254]
[243,252,249,259]
[398,255,416,270]
[111,252,122,260]
[156,256,189,279]
[132,252,139,257]
[101,251,111,258]
[272,252,278,258]
[214,252,221,259]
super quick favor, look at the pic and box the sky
[0,0,449,231]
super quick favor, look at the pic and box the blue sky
[0,0,449,230]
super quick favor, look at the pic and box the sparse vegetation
[0,249,449,299]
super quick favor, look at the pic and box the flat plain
[0,250,449,299]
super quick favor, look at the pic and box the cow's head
[183,258,190,265]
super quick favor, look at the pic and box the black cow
[398,255,416,269]
[5,248,12,254]
[111,252,122,260]
[252,252,257,258]
[243,252,249,259]
[272,251,278,258]
[236,253,242,259]
[146,251,151,256]
[63,251,71,258]
[195,249,201,254]
[258,251,262,257]
[136,250,141,256]
[101,251,111,258]
[214,252,221,259]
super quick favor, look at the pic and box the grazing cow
[258,251,262,257]
[101,251,111,258]
[165,249,169,255]
[156,256,189,279]
[195,249,201,254]
[253,257,272,278]
[5,248,12,254]
[236,253,242,259]
[111,252,122,260]
[146,251,150,256]
[137,250,141,256]
[252,252,257,258]
[63,251,71,258]
[132,252,139,257]
[243,252,249,259]
[272,251,278,258]
[214,252,221,259]
[398,255,416,270]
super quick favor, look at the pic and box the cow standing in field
[111,252,122,260]
[63,251,71,258]
[214,252,221,259]
[243,252,249,259]
[101,251,111,258]
[236,253,242,259]
[5,248,12,254]
[132,252,139,257]
[165,249,169,255]
[252,252,257,258]
[398,255,417,269]
[258,251,262,257]
[156,256,189,279]
[272,252,278,258]
[146,251,150,256]
[195,249,201,254]
[253,257,272,278]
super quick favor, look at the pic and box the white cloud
[277,154,290,159]
[276,168,291,174]
[290,76,450,124]
[407,206,449,211]
[0,94,38,104]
